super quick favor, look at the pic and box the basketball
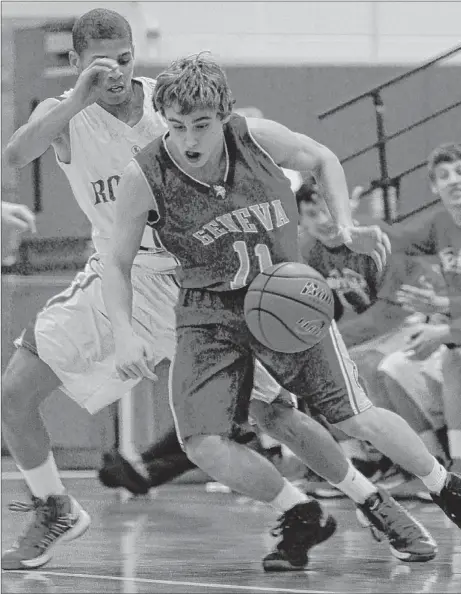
[244,262,335,353]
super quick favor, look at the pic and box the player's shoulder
[135,134,164,166]
[135,76,157,95]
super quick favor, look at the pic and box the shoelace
[375,499,429,544]
[8,498,73,551]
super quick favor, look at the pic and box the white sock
[331,461,377,504]
[19,452,65,500]
[448,430,461,460]
[269,479,308,512]
[418,458,447,494]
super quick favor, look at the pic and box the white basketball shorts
[15,251,178,414]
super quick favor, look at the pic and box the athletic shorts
[169,287,372,446]
[15,252,178,414]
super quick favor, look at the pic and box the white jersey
[57,77,176,270]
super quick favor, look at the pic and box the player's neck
[96,80,143,125]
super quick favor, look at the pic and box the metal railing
[318,43,461,222]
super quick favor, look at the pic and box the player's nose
[108,66,123,81]
[185,132,198,149]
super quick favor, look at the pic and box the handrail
[319,42,461,119]
[317,42,461,222]
[340,99,461,166]
[393,199,441,224]
[354,159,428,201]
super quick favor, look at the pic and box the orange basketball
[244,262,334,353]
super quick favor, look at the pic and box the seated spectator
[295,181,450,496]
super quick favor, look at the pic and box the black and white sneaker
[263,500,337,571]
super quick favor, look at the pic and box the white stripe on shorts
[329,321,370,415]
[167,354,185,449]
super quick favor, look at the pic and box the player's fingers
[370,250,383,274]
[16,207,37,233]
[89,58,119,70]
[136,359,158,381]
[8,217,29,232]
[375,240,387,268]
[381,231,392,255]
[116,367,133,382]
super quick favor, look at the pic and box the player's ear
[68,50,80,71]
[429,181,438,196]
[220,112,232,125]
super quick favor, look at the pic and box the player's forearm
[102,260,135,342]
[4,97,80,168]
[314,151,354,229]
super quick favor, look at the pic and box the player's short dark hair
[295,179,318,212]
[427,142,461,181]
[72,9,133,55]
[153,52,234,118]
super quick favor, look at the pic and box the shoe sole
[355,509,437,562]
[263,515,337,572]
[2,509,91,571]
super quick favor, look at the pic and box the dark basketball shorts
[170,287,372,447]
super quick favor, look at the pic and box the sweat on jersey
[55,77,176,270]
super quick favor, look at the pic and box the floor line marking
[2,470,97,480]
[6,570,339,593]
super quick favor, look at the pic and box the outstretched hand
[336,225,391,274]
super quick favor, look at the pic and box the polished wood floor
[2,477,460,593]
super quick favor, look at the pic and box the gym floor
[2,474,460,593]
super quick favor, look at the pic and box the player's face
[431,160,461,213]
[163,106,228,169]
[78,38,135,105]
[298,199,340,246]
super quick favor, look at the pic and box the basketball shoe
[431,470,461,529]
[98,451,151,495]
[356,487,437,562]
[2,494,90,570]
[262,499,337,571]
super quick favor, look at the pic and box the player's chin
[102,90,129,105]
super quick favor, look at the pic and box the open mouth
[108,85,124,94]
[185,151,201,163]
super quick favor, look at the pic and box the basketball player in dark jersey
[103,54,460,569]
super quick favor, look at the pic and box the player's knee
[184,434,224,469]
[250,399,290,439]
[333,405,380,441]
[1,349,54,424]
[2,369,28,424]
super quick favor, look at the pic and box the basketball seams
[253,271,275,348]
[246,288,331,317]
[254,307,308,352]
[244,261,334,353]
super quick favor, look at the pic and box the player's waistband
[178,285,248,310]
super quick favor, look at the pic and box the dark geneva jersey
[135,114,300,291]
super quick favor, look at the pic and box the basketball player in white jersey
[1,9,179,570]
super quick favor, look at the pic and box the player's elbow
[3,142,24,169]
[313,146,342,176]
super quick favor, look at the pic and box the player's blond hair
[153,52,234,118]
[428,142,461,181]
